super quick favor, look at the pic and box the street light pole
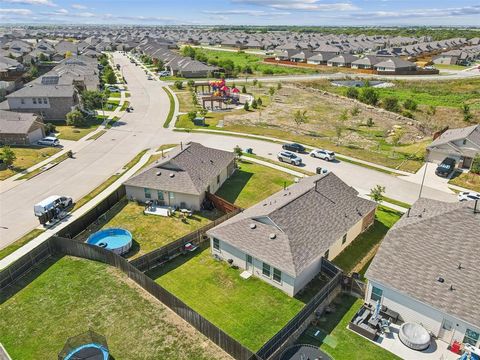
[418,151,430,199]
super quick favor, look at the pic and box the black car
[435,157,456,177]
[282,143,306,153]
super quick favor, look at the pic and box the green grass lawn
[0,146,60,180]
[215,160,295,208]
[0,229,44,260]
[147,247,304,351]
[163,87,175,128]
[449,172,480,192]
[55,117,104,141]
[175,90,199,113]
[100,202,222,258]
[297,294,400,360]
[102,99,120,111]
[332,206,402,275]
[0,256,225,360]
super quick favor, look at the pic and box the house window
[371,286,383,302]
[442,319,453,331]
[169,192,175,200]
[464,329,480,346]
[217,174,220,184]
[21,98,25,104]
[32,98,37,104]
[213,238,220,251]
[43,98,48,104]
[273,268,282,283]
[262,263,271,277]
[157,191,164,201]
[324,249,329,260]
[342,233,347,245]
[144,188,151,199]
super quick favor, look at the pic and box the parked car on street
[310,149,335,161]
[277,151,302,166]
[147,75,153,80]
[158,71,170,77]
[457,191,480,202]
[282,143,306,153]
[37,136,60,147]
[435,157,456,177]
[34,195,73,217]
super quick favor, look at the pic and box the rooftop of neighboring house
[123,142,235,195]
[366,198,480,328]
[428,124,480,149]
[207,173,376,277]
[6,82,75,98]
[0,110,42,134]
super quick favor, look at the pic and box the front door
[438,319,454,343]
[462,157,473,169]
[246,254,253,272]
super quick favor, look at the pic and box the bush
[262,68,274,75]
[251,99,258,109]
[187,80,195,88]
[0,146,16,166]
[403,99,418,111]
[366,117,374,127]
[242,85,247,94]
[350,105,360,116]
[257,97,263,107]
[471,155,480,174]
[382,97,401,112]
[359,88,379,106]
[402,110,414,119]
[66,110,87,127]
[44,122,56,135]
[244,102,250,111]
[187,111,197,122]
[174,81,183,90]
[345,87,359,99]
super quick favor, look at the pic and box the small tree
[0,146,16,167]
[251,99,258,109]
[64,50,73,58]
[44,122,56,135]
[403,99,418,111]
[104,68,116,84]
[350,105,360,116]
[268,87,275,98]
[187,79,195,88]
[471,154,480,174]
[346,87,359,99]
[334,123,343,144]
[187,111,197,122]
[233,145,243,159]
[360,88,379,106]
[257,97,263,107]
[370,185,386,204]
[174,81,183,90]
[241,85,247,94]
[427,105,436,116]
[382,97,401,113]
[244,102,250,111]
[366,117,374,127]
[293,110,308,127]
[199,108,208,117]
[66,110,87,127]
[38,53,48,62]
[391,129,404,157]
[462,104,474,123]
[252,79,258,86]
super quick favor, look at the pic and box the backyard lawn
[332,206,402,275]
[99,202,223,258]
[297,294,400,360]
[0,146,60,180]
[147,247,305,351]
[215,160,295,208]
[0,256,227,360]
[55,117,105,141]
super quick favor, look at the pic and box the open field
[215,160,295,208]
[55,117,105,141]
[0,256,228,360]
[450,172,480,192]
[147,247,304,351]
[100,202,222,258]
[297,294,400,360]
[0,146,60,181]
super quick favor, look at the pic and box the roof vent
[169,173,175,178]
[269,233,276,240]
[458,263,462,270]
[250,223,256,229]
[156,171,161,176]
[449,285,455,291]
[437,277,444,283]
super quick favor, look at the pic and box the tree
[0,146,16,167]
[345,87,359,99]
[199,108,208,117]
[44,122,56,135]
[82,90,107,111]
[38,53,48,62]
[382,97,400,113]
[241,85,247,94]
[174,81,183,90]
[104,68,116,84]
[256,97,263,107]
[187,79,195,88]
[359,88,379,106]
[268,86,275,97]
[251,99,258,109]
[403,99,418,111]
[233,145,243,159]
[187,111,197,122]
[252,79,258,86]
[366,117,374,127]
[66,110,87,127]
[293,110,308,127]
[471,154,480,174]
[334,123,344,144]
[370,185,385,204]
[462,104,474,123]
[391,129,404,157]
[244,102,250,111]
[64,50,72,58]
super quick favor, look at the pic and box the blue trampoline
[63,343,109,360]
[59,331,109,360]
[86,228,132,255]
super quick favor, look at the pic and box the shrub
[403,99,418,111]
[44,122,56,135]
[66,110,87,127]
[359,88,379,106]
[366,117,374,127]
[402,110,414,119]
[382,97,401,113]
[262,68,274,75]
[244,102,250,111]
[241,85,247,94]
[471,155,480,174]
[350,105,360,116]
[174,81,183,90]
[0,146,16,166]
[345,87,359,99]
[187,80,195,88]
[251,99,258,109]
[187,111,197,122]
[257,97,263,106]
[277,83,282,90]
[252,79,258,86]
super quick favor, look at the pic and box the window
[20,98,25,105]
[273,268,282,283]
[32,98,37,104]
[157,191,164,201]
[342,233,347,245]
[213,238,220,251]
[144,188,151,199]
[371,286,383,302]
[262,263,271,277]
[324,249,329,260]
[43,98,48,104]
[169,192,175,200]
[442,319,453,331]
[464,329,480,346]
[217,174,220,184]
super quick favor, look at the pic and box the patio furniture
[368,317,380,328]
[381,305,399,324]
[180,209,193,217]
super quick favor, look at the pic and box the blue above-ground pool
[64,343,109,360]
[86,228,133,255]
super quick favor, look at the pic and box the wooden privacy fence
[130,208,241,272]
[207,193,241,214]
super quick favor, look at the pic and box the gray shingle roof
[366,199,480,328]
[123,142,235,195]
[6,83,75,98]
[0,110,40,133]
[208,173,376,276]
[428,125,480,148]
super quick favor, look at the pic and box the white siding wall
[209,165,230,194]
[125,185,202,210]
[27,127,44,143]
[366,280,480,346]
[210,238,296,296]
[8,97,50,109]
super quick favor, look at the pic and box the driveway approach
[0,52,457,250]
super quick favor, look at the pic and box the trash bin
[246,148,253,154]
[316,167,323,174]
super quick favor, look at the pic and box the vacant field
[297,295,400,360]
[0,256,228,360]
[148,247,304,351]
[99,202,222,258]
[55,117,105,141]
[216,160,295,208]
[0,146,60,180]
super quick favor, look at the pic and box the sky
[0,0,480,26]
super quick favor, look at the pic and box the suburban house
[207,173,376,296]
[306,52,336,65]
[427,124,480,170]
[123,142,236,210]
[351,55,382,69]
[365,199,480,349]
[0,110,45,145]
[373,57,417,73]
[327,53,358,67]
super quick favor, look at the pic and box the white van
[34,195,73,217]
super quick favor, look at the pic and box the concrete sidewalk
[0,148,154,270]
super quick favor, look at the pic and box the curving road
[0,51,458,250]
